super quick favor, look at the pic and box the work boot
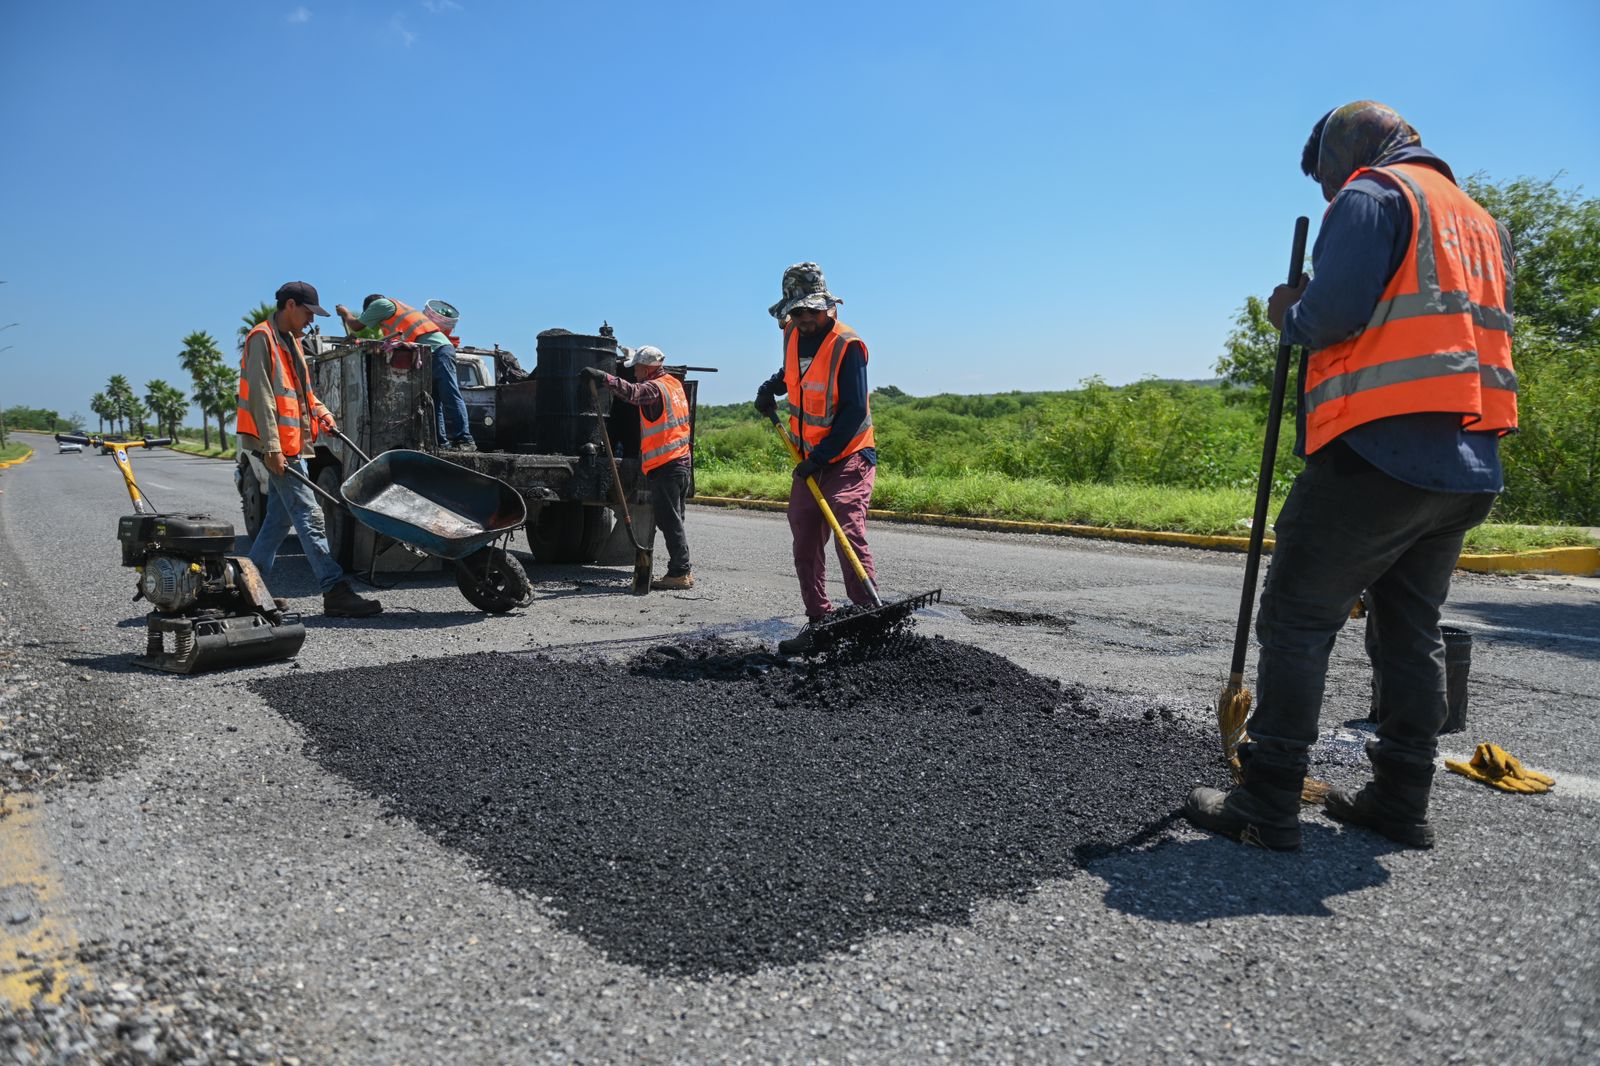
[777,619,827,657]
[1325,749,1436,848]
[323,580,382,618]
[651,572,694,591]
[1183,753,1304,851]
[444,439,478,453]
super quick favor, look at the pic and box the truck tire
[527,503,612,564]
[239,461,267,539]
[316,465,354,570]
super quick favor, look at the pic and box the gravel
[252,636,1228,976]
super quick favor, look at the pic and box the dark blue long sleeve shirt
[763,332,877,466]
[1282,146,1505,494]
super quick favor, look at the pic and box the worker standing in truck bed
[336,295,477,452]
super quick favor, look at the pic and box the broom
[1218,215,1330,806]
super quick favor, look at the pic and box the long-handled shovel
[765,411,940,647]
[589,377,653,595]
[1217,215,1331,806]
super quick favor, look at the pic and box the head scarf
[1315,101,1421,201]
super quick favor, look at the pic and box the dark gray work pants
[1244,445,1496,772]
[649,462,692,577]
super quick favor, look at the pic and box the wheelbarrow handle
[764,410,883,608]
[321,423,372,467]
[279,459,349,512]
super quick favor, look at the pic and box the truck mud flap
[595,503,654,567]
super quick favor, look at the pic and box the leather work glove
[793,457,819,482]
[754,385,777,419]
[1445,743,1556,794]
[582,366,610,384]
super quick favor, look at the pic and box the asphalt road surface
[2,435,1596,1064]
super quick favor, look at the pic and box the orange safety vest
[640,373,692,474]
[782,320,874,461]
[237,318,321,456]
[1303,163,1517,455]
[381,299,441,345]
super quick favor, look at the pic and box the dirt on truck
[235,326,707,576]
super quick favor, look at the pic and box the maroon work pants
[788,452,877,621]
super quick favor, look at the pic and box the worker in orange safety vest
[583,345,695,589]
[239,281,382,618]
[1185,101,1516,854]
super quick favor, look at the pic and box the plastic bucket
[1366,623,1471,734]
[424,299,460,336]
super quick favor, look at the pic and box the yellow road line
[0,791,91,1008]
[0,447,34,469]
[689,496,1600,576]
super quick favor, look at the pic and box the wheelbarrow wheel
[453,547,532,613]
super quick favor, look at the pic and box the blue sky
[4,0,1598,422]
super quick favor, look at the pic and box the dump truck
[234,326,707,576]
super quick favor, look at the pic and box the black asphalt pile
[253,636,1226,977]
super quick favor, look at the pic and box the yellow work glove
[1445,743,1556,794]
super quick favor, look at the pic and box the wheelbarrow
[286,427,533,613]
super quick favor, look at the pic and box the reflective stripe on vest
[640,373,692,473]
[382,299,440,345]
[1303,163,1517,454]
[782,320,875,463]
[236,319,319,455]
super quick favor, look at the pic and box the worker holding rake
[1184,102,1516,851]
[755,263,879,656]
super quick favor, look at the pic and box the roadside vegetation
[696,174,1598,553]
[0,440,31,463]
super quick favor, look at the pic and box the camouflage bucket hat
[768,262,842,320]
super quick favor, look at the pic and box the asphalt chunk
[253,636,1227,977]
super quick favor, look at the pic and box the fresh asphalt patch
[252,634,1228,977]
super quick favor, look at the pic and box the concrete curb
[689,495,1600,577]
[0,447,35,469]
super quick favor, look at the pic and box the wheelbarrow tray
[339,449,527,561]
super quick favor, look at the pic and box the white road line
[1441,616,1600,645]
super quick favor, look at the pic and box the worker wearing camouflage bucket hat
[755,263,880,656]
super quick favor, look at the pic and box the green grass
[696,467,1598,555]
[171,440,237,460]
[0,441,31,462]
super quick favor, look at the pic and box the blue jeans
[432,343,471,445]
[247,455,347,594]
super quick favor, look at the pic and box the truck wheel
[527,503,612,564]
[239,462,268,539]
[453,547,532,613]
[316,465,353,570]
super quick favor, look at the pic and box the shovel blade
[631,548,654,596]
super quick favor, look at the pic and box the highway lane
[2,434,1597,1063]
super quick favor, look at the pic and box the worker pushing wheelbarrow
[288,426,534,613]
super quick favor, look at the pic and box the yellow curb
[0,447,35,469]
[0,793,92,1008]
[689,495,1600,576]
[1455,545,1600,577]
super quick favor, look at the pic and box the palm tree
[145,380,186,438]
[127,397,149,436]
[179,330,224,447]
[237,303,274,350]
[207,362,238,450]
[106,375,135,434]
[90,392,108,434]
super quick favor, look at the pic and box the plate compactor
[62,434,306,673]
